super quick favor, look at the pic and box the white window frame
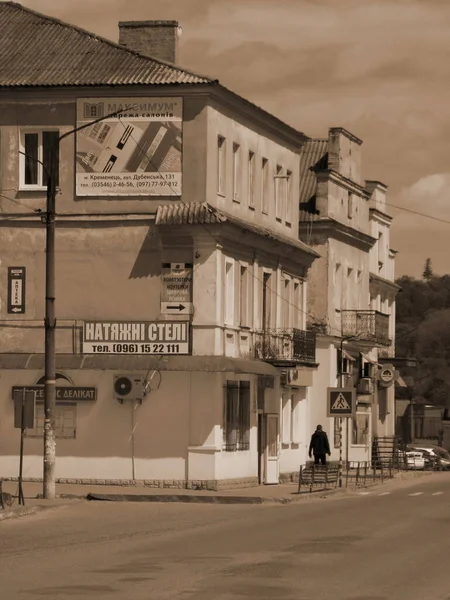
[19,128,60,191]
[293,279,303,329]
[225,259,235,325]
[26,403,77,439]
[248,150,255,209]
[352,410,371,447]
[291,392,302,444]
[281,393,291,445]
[285,169,293,225]
[261,157,269,214]
[232,142,240,202]
[239,263,251,327]
[217,135,226,196]
[282,274,292,330]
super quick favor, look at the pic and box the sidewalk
[1,470,434,514]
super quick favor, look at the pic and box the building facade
[0,3,319,489]
[299,128,400,465]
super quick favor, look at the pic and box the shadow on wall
[129,226,162,279]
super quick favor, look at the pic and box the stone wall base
[1,476,260,492]
[279,471,300,484]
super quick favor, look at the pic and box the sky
[20,0,450,278]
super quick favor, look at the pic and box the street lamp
[22,107,134,499]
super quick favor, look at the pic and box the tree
[423,258,434,281]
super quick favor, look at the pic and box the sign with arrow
[7,267,26,315]
[327,388,356,417]
[161,262,193,315]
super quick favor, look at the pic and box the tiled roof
[299,140,328,222]
[0,2,214,87]
[155,202,225,225]
[156,202,319,258]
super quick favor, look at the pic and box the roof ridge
[3,1,218,84]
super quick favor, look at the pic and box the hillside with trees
[395,259,450,407]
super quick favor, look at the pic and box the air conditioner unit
[357,377,373,395]
[113,373,146,404]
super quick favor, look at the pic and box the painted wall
[279,386,310,474]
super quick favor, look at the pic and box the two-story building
[0,2,319,490]
[299,127,400,465]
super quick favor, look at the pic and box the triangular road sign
[331,392,351,411]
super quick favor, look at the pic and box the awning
[342,349,356,362]
[360,352,378,365]
[0,353,279,376]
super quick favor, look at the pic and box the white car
[398,450,425,470]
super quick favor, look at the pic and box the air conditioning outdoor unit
[357,377,373,395]
[114,373,146,404]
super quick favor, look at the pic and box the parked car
[398,449,425,470]
[409,445,450,471]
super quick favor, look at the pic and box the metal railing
[341,310,391,346]
[254,328,316,364]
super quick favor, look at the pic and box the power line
[386,201,450,225]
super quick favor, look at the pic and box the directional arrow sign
[7,267,26,315]
[327,388,356,417]
[161,302,193,315]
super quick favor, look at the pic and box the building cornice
[370,207,393,223]
[299,218,376,250]
[312,168,370,198]
[370,272,401,295]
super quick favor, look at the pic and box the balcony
[254,328,316,366]
[341,310,391,346]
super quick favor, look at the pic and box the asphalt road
[1,473,450,600]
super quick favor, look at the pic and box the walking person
[309,424,331,465]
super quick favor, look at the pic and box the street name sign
[327,388,356,417]
[161,262,193,315]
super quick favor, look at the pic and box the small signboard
[12,386,97,403]
[82,321,190,355]
[327,388,356,417]
[7,267,26,314]
[13,389,36,429]
[161,262,193,315]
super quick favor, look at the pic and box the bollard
[298,465,303,494]
[356,462,360,487]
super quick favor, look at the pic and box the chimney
[118,20,181,64]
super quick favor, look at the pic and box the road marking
[432,492,444,496]
[409,492,423,496]
[359,492,371,495]
[378,492,391,496]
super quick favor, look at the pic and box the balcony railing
[254,328,316,365]
[341,310,391,346]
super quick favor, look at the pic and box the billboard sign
[82,321,190,355]
[12,386,97,403]
[75,97,182,197]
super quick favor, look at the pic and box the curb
[86,492,294,504]
[0,504,56,522]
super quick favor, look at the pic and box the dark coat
[309,430,331,455]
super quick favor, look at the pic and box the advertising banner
[82,321,190,355]
[75,97,182,196]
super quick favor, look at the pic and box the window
[239,265,250,327]
[285,170,292,225]
[261,158,269,214]
[217,135,226,195]
[352,411,370,446]
[21,130,59,189]
[248,151,255,209]
[281,394,291,444]
[223,380,251,451]
[262,271,272,329]
[26,403,76,439]
[347,191,353,219]
[225,260,235,325]
[291,393,301,444]
[293,280,303,328]
[282,276,291,329]
[232,143,240,202]
[275,165,283,220]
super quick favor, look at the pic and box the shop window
[26,403,77,439]
[223,381,251,451]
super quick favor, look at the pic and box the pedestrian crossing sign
[327,388,356,417]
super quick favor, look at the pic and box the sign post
[327,388,356,488]
[13,389,36,506]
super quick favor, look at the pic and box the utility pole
[42,107,133,499]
